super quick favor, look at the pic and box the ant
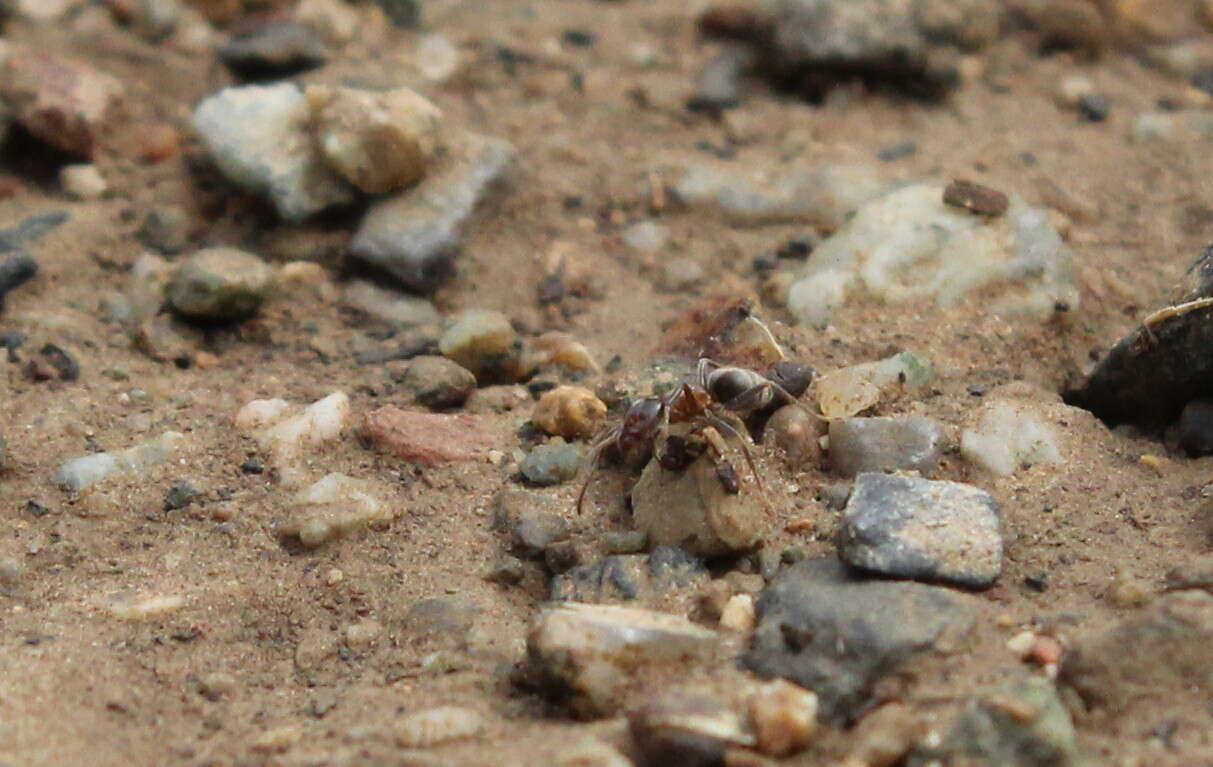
[575,357,816,514]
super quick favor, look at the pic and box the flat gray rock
[743,557,975,724]
[840,472,1002,588]
[350,134,515,293]
[828,416,946,476]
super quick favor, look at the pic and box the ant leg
[574,427,619,515]
[723,380,821,422]
[696,357,722,390]
[699,426,741,494]
[705,409,767,501]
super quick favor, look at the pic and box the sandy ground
[3,1,1213,765]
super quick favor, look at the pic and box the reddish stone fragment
[133,122,180,163]
[0,52,124,159]
[364,406,495,463]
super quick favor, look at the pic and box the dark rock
[374,0,421,27]
[403,597,479,647]
[26,344,80,381]
[0,255,38,312]
[1077,93,1109,122]
[0,330,26,362]
[743,557,975,724]
[544,540,585,574]
[912,675,1077,767]
[1178,399,1213,456]
[164,480,200,510]
[240,457,265,474]
[687,46,753,114]
[840,473,1002,588]
[398,355,477,410]
[1194,67,1213,97]
[0,211,69,254]
[219,22,328,80]
[878,140,917,161]
[551,547,708,604]
[350,135,515,293]
[943,179,1009,217]
[562,29,595,47]
[511,509,571,558]
[1061,591,1213,717]
[486,554,526,586]
[828,416,946,476]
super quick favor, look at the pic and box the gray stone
[687,45,753,113]
[138,205,191,253]
[403,597,479,647]
[374,0,420,27]
[1179,399,1213,456]
[511,509,571,558]
[631,453,764,557]
[163,479,199,510]
[342,279,440,328]
[219,21,328,80]
[551,546,708,605]
[743,557,975,724]
[913,675,1077,767]
[840,473,1002,588]
[527,602,718,718]
[397,355,475,410]
[165,247,273,322]
[1061,590,1213,717]
[486,554,525,586]
[192,83,355,221]
[350,134,515,293]
[521,444,581,487]
[828,416,946,476]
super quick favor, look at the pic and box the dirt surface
[4,1,1213,765]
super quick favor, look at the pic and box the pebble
[0,51,124,158]
[438,309,531,383]
[364,405,495,462]
[192,83,354,221]
[675,162,884,229]
[621,220,668,252]
[26,343,80,381]
[295,0,359,43]
[718,593,756,632]
[630,451,765,557]
[521,443,582,486]
[787,184,1077,328]
[815,351,933,419]
[54,431,185,491]
[1077,92,1110,122]
[743,557,975,724]
[551,547,708,606]
[235,391,350,473]
[1055,73,1095,108]
[374,0,420,27]
[416,33,462,82]
[1178,399,1213,456]
[659,257,705,292]
[163,479,199,510]
[918,675,1077,767]
[1061,590,1213,717]
[527,602,717,717]
[486,554,526,586]
[629,689,754,766]
[501,497,569,557]
[307,84,444,194]
[687,45,752,113]
[350,134,516,292]
[529,331,600,375]
[342,279,440,328]
[398,355,476,409]
[960,400,1062,476]
[219,21,328,80]
[840,473,1003,588]
[198,672,237,701]
[846,703,926,767]
[1133,111,1175,141]
[877,140,917,162]
[103,592,186,620]
[747,679,819,757]
[942,179,1009,217]
[394,706,484,748]
[59,164,107,200]
[828,416,946,477]
[138,206,191,253]
[0,255,38,312]
[278,473,389,547]
[533,385,607,440]
[165,247,273,322]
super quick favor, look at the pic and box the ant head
[619,398,663,453]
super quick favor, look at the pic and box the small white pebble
[394,706,484,748]
[719,594,756,633]
[344,620,382,648]
[60,164,107,200]
[1006,630,1036,657]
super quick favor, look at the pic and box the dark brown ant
[575,357,817,513]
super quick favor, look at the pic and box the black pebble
[164,480,200,511]
[241,458,265,475]
[1078,93,1109,122]
[562,29,595,47]
[1179,399,1213,457]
